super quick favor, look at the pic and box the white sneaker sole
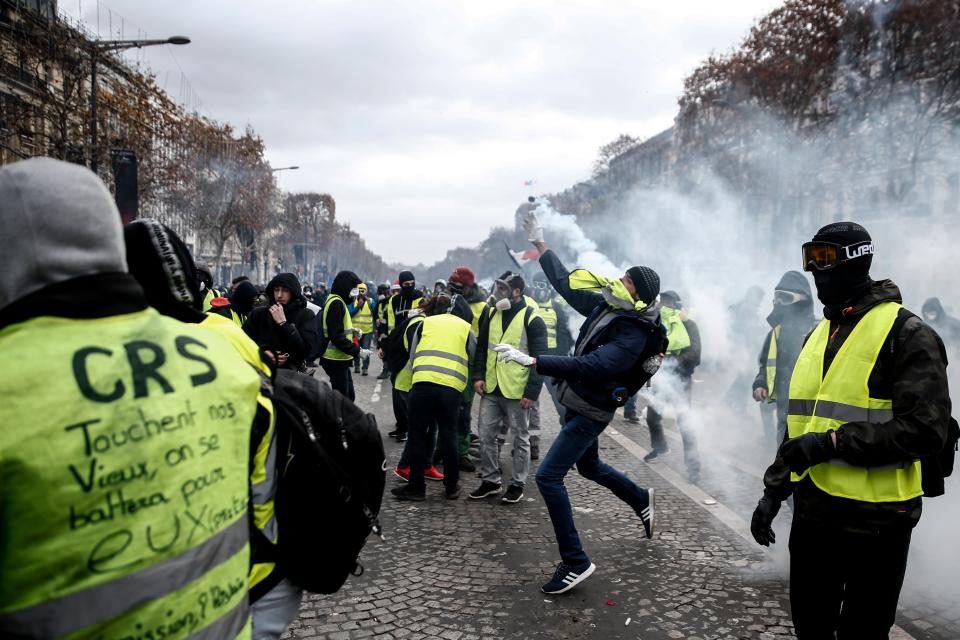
[541,562,596,594]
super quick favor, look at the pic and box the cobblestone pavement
[281,369,957,640]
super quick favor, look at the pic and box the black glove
[779,430,836,474]
[750,493,782,547]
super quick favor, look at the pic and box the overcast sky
[63,0,782,266]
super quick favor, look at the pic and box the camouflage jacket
[762,279,952,532]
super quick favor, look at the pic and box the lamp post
[89,36,190,174]
[271,166,300,172]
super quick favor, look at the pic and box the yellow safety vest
[766,325,781,402]
[202,288,216,312]
[661,306,690,354]
[0,308,260,639]
[469,300,488,337]
[201,314,277,593]
[352,298,375,335]
[485,304,534,400]
[787,302,922,502]
[410,314,472,392]
[387,295,423,334]
[394,316,424,393]
[322,294,354,362]
[538,300,558,350]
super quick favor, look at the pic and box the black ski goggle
[802,241,874,272]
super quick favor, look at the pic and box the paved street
[282,370,959,640]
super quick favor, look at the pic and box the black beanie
[230,280,258,316]
[124,219,205,323]
[660,290,681,309]
[627,266,660,304]
[497,271,525,293]
[812,221,873,271]
[398,270,415,284]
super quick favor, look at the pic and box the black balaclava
[808,222,873,312]
[398,270,417,300]
[331,270,362,301]
[231,280,259,316]
[124,219,205,324]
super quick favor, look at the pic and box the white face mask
[495,298,511,311]
[349,288,360,298]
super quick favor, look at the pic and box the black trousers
[322,362,355,402]
[391,384,408,435]
[788,516,912,639]
[407,382,461,494]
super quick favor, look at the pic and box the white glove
[359,348,373,359]
[493,343,536,367]
[524,211,544,244]
[352,327,363,338]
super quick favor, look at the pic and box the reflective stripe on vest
[352,299,374,334]
[538,301,558,350]
[201,314,277,591]
[0,309,259,638]
[485,305,533,400]
[661,306,690,353]
[766,325,780,401]
[394,316,424,393]
[787,302,922,502]
[411,314,472,392]
[323,294,354,361]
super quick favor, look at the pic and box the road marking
[370,379,383,403]
[603,426,917,640]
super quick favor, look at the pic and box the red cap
[449,266,476,288]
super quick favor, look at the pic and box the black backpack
[268,369,386,593]
[885,311,958,498]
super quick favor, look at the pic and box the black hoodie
[243,272,317,368]
[753,271,817,405]
[312,271,362,366]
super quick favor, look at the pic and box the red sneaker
[424,466,445,481]
[393,466,410,482]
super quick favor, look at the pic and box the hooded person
[348,281,377,376]
[243,272,317,371]
[314,270,366,401]
[751,222,952,639]
[752,270,818,448]
[380,271,425,441]
[0,158,263,639]
[123,219,301,635]
[921,297,960,356]
[496,210,663,595]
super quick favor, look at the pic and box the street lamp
[271,166,300,172]
[89,36,191,173]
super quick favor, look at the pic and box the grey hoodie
[0,158,126,311]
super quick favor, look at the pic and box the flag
[504,241,539,270]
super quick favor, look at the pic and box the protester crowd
[0,158,954,640]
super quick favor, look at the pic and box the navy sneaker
[639,488,655,539]
[541,561,596,594]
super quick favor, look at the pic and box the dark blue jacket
[535,250,664,414]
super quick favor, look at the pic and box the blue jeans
[535,411,650,566]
